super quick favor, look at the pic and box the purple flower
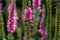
[7,2,18,33]
[38,19,47,40]
[23,35,26,40]
[23,7,32,21]
[32,0,42,20]
[38,29,47,40]
[32,0,41,8]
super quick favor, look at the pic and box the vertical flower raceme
[37,0,42,21]
[23,7,32,22]
[7,1,18,33]
[23,7,33,40]
[32,0,42,19]
[38,17,47,40]
[32,0,38,8]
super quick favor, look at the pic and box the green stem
[46,0,52,40]
[0,13,6,40]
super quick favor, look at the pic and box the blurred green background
[0,0,60,40]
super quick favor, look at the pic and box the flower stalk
[23,7,32,40]
[38,8,47,40]
[7,0,18,33]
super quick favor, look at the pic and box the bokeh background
[0,0,60,40]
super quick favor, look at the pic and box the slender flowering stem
[23,7,32,40]
[32,0,42,21]
[37,0,42,29]
[36,0,47,40]
[32,0,39,19]
[38,10,47,40]
[32,0,42,22]
[23,7,32,21]
[32,0,42,34]
[7,0,18,33]
[0,0,6,40]
[0,0,4,39]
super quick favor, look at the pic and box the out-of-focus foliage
[0,0,60,40]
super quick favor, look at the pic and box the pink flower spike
[32,0,41,8]
[7,2,18,33]
[38,18,47,40]
[23,7,32,21]
[38,29,47,40]
[40,19,44,29]
[23,35,26,40]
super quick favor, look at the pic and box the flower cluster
[6,0,47,40]
[32,0,42,19]
[38,18,47,40]
[32,0,41,8]
[23,7,32,22]
[7,2,18,33]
